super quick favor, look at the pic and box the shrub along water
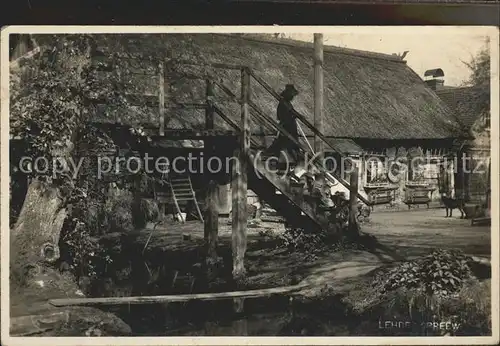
[347,249,491,336]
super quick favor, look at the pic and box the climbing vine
[10,36,92,163]
[10,34,159,281]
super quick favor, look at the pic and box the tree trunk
[11,179,67,286]
[9,178,132,336]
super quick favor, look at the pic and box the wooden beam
[159,61,165,136]
[231,144,246,282]
[459,151,466,199]
[204,179,219,263]
[169,58,245,71]
[314,33,324,160]
[231,68,250,283]
[212,106,261,149]
[144,129,238,139]
[232,298,247,335]
[349,163,360,233]
[212,106,241,132]
[48,283,307,307]
[204,79,219,267]
[205,79,214,129]
[91,93,208,109]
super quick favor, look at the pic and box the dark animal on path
[441,195,465,218]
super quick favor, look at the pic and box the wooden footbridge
[54,38,375,308]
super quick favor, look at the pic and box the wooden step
[172,188,193,194]
[170,179,190,183]
[261,208,279,216]
[249,158,326,231]
[174,191,195,197]
[260,215,286,223]
[171,185,191,190]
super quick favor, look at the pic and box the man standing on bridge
[267,84,302,165]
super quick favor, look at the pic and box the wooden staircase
[207,70,371,233]
[248,150,347,233]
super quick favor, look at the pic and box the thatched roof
[436,86,487,130]
[37,33,464,141]
[327,138,363,155]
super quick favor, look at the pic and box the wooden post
[314,33,324,161]
[232,298,247,335]
[204,177,218,261]
[205,79,214,129]
[204,79,219,266]
[465,153,471,201]
[460,151,466,200]
[231,68,250,283]
[159,203,166,220]
[159,61,165,136]
[349,163,359,233]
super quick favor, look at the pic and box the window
[366,160,376,183]
[365,157,388,185]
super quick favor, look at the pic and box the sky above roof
[288,31,489,87]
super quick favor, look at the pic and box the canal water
[87,233,492,336]
[108,294,362,336]
[88,240,366,336]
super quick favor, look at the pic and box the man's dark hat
[281,84,299,96]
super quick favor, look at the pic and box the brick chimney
[424,68,445,90]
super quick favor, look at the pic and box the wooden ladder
[169,175,204,223]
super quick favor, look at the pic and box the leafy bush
[361,278,491,336]
[345,249,490,336]
[278,228,325,260]
[105,186,134,232]
[132,198,160,229]
[60,220,112,280]
[247,204,258,219]
[435,278,491,335]
[373,249,474,297]
[357,203,371,223]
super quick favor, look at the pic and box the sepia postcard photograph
[1,26,498,345]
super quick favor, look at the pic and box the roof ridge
[218,33,406,63]
[435,86,477,94]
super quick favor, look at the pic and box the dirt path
[365,208,491,258]
[245,208,491,297]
